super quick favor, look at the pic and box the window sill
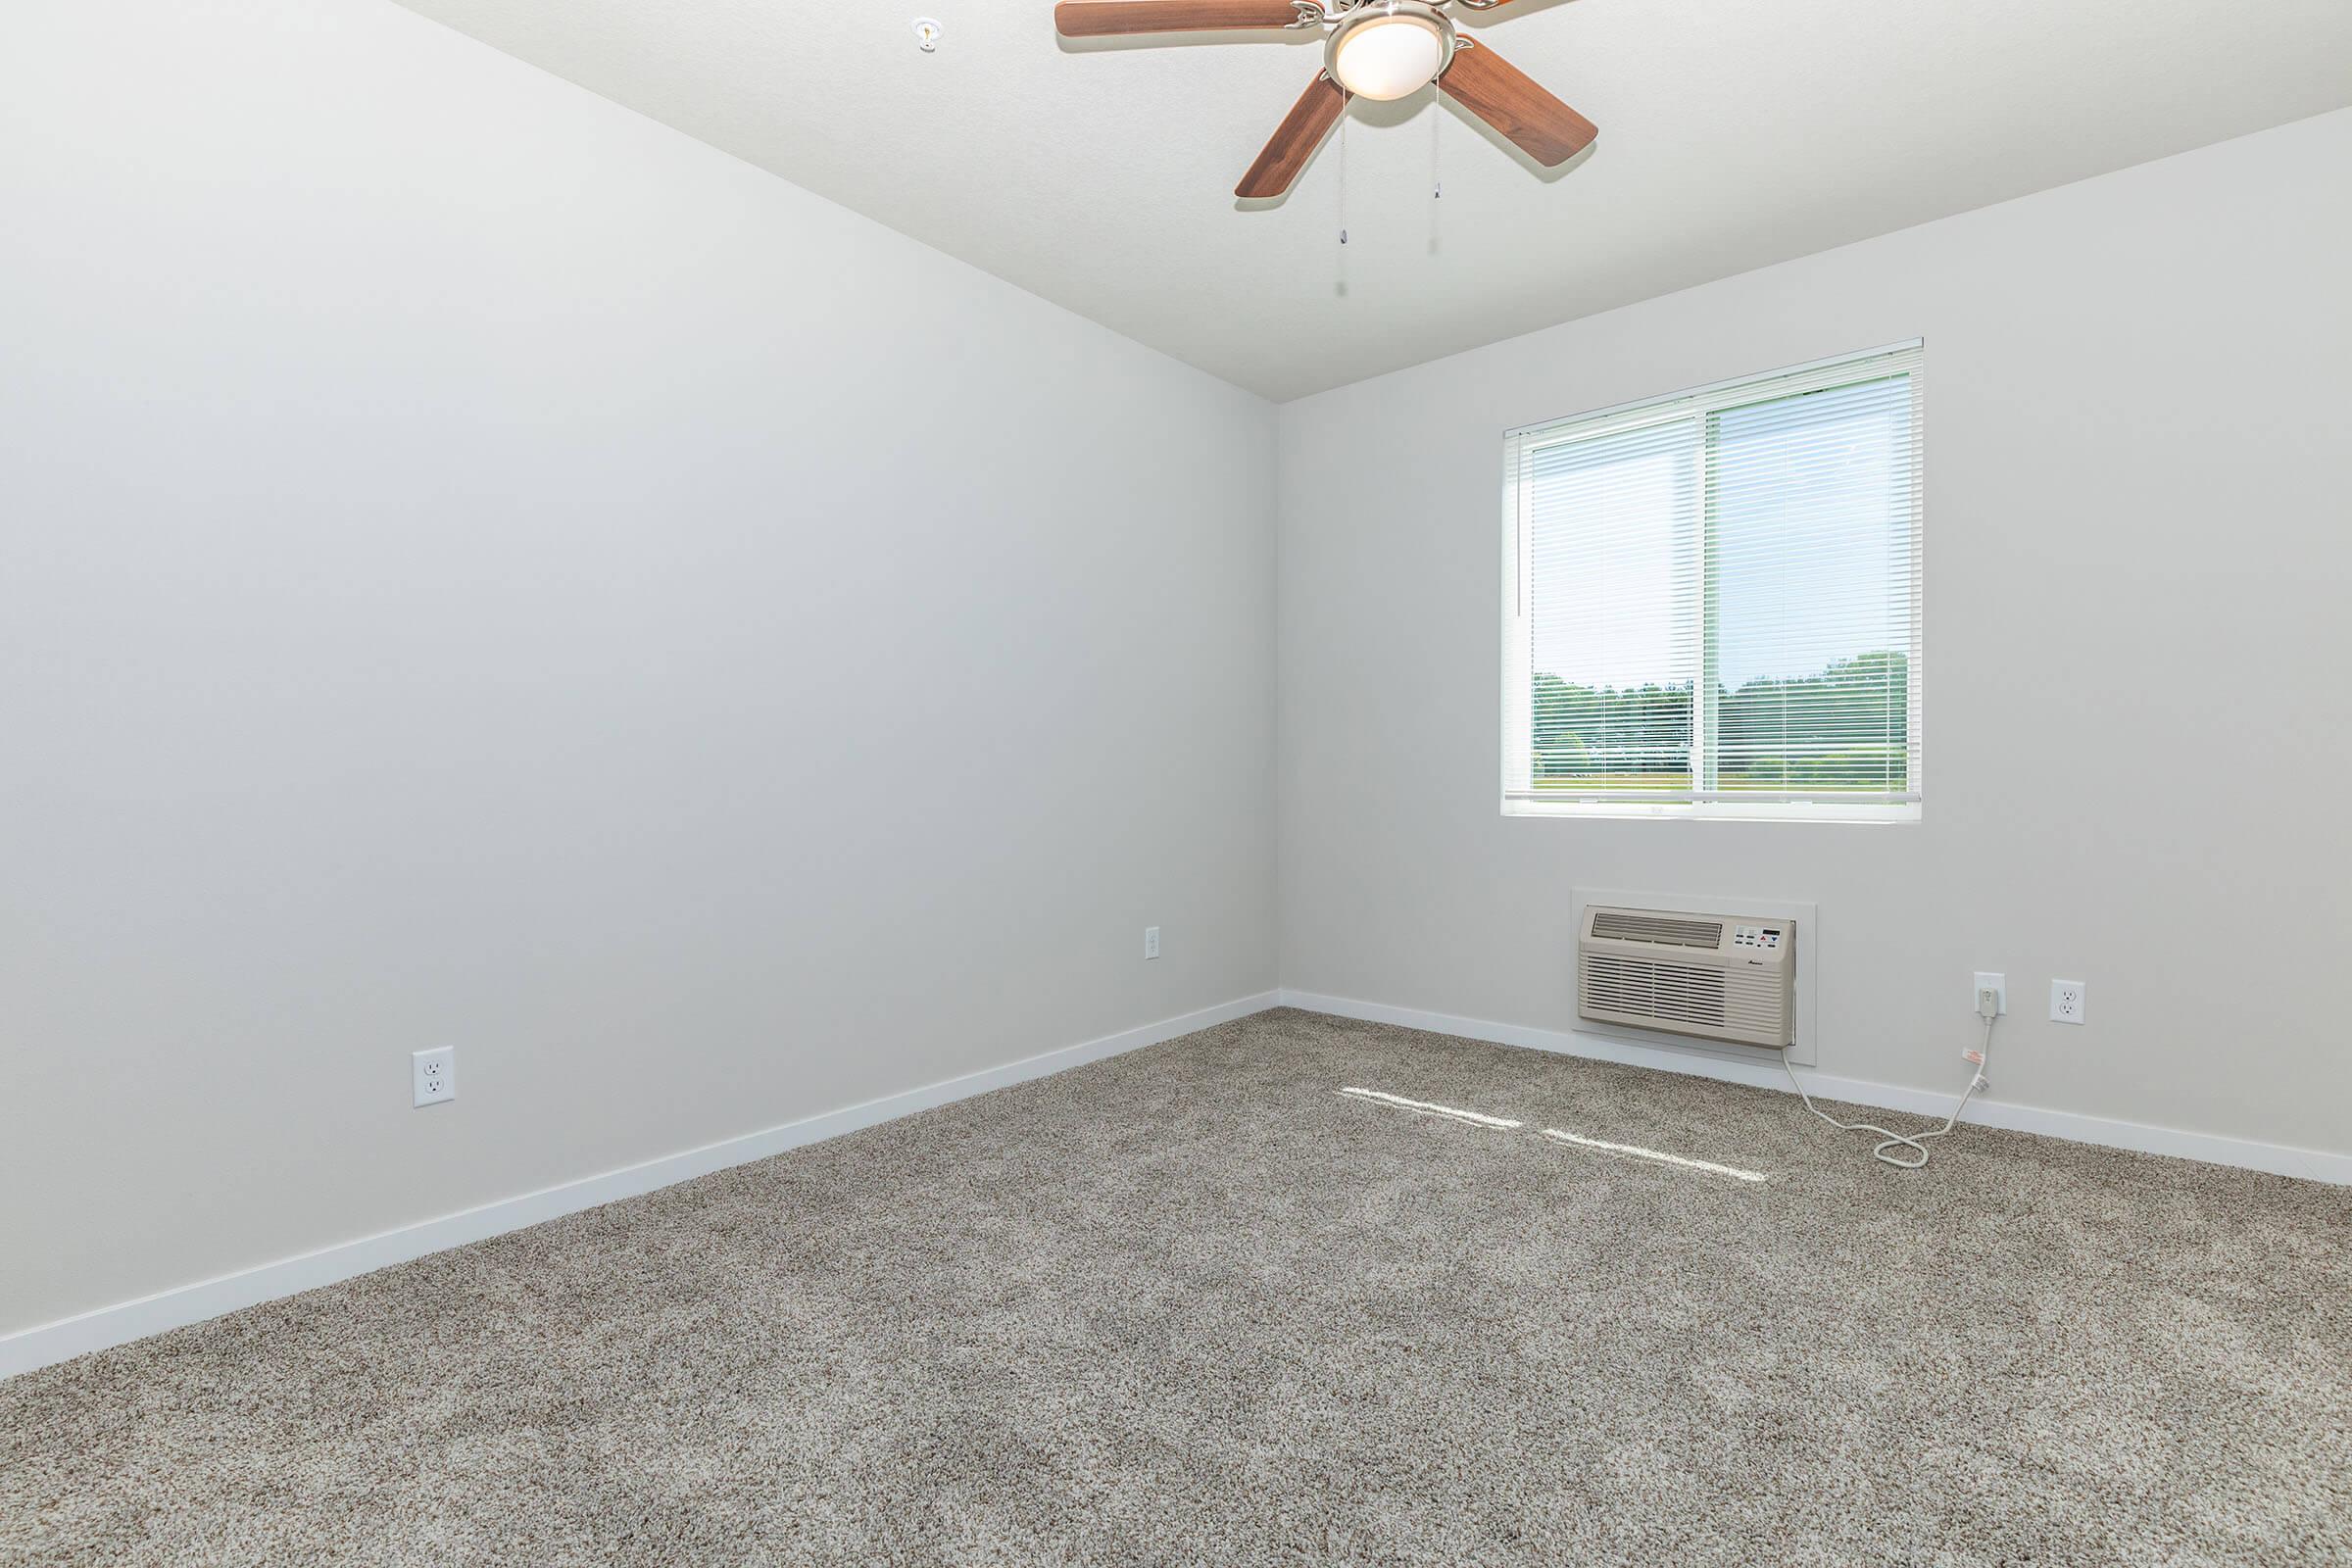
[1502,797,1921,824]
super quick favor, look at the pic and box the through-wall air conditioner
[1577,906,1795,1050]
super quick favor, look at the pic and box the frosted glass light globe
[1329,12,1448,102]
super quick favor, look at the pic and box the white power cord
[1783,988,1999,1170]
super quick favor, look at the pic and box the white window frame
[1500,343,1925,824]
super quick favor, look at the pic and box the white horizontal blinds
[1507,343,1924,809]
[1708,367,1921,799]
[1520,417,1702,795]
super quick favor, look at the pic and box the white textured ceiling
[389,0,2352,400]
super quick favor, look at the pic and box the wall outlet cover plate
[412,1047,457,1107]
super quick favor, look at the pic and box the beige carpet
[5,1008,2347,1566]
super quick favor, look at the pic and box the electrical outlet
[1972,972,2006,1015]
[2050,980,2086,1025]
[1144,926,1160,960]
[412,1047,456,1107]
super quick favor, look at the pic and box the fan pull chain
[1333,112,1349,295]
[1337,113,1349,250]
[1432,79,1444,203]
[1428,80,1443,254]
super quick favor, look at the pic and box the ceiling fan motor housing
[1323,1,1458,101]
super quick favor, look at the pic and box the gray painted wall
[0,0,1277,1337]
[1276,109,2352,1161]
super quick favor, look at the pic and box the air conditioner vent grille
[1589,910,1724,949]
[1581,955,1728,1029]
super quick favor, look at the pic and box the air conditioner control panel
[1732,924,1785,951]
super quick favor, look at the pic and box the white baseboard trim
[0,991,1281,1382]
[1277,989,2352,1188]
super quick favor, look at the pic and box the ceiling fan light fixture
[1325,3,1453,103]
[1054,0,1596,199]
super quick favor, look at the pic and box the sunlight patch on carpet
[1338,1086,1524,1130]
[1541,1127,1769,1184]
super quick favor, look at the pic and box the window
[1501,343,1924,821]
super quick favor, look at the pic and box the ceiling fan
[1054,0,1597,198]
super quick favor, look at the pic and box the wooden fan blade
[1054,0,1301,36]
[1235,73,1349,198]
[1439,41,1596,167]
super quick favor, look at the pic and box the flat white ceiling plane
[390,0,2352,397]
